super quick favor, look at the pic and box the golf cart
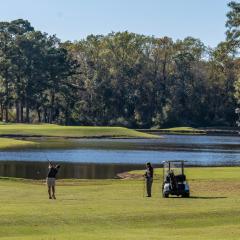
[162,160,190,198]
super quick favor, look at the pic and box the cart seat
[175,174,186,182]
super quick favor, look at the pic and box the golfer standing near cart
[144,162,154,197]
[47,162,60,199]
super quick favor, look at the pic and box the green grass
[162,126,200,131]
[0,138,37,149]
[0,167,240,239]
[0,124,156,138]
[130,167,240,180]
[0,124,158,150]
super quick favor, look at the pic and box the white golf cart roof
[162,160,186,164]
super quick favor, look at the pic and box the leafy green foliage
[226,1,240,51]
[0,13,239,128]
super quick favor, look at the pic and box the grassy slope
[0,124,156,138]
[1,168,240,240]
[0,138,37,149]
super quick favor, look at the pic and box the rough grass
[0,124,156,138]
[0,167,240,239]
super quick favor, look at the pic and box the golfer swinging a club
[144,162,154,197]
[47,162,60,199]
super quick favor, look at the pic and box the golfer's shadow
[167,196,227,199]
[189,196,227,199]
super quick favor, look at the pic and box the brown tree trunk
[20,101,24,123]
[37,110,42,123]
[50,92,55,124]
[44,108,48,123]
[65,107,69,126]
[16,101,20,123]
[0,103,3,121]
[25,101,30,123]
[4,70,9,123]
[5,106,9,122]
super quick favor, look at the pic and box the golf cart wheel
[162,192,169,198]
[182,192,190,198]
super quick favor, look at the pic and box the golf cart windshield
[163,161,184,178]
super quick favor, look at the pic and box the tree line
[0,1,240,128]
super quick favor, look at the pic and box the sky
[0,0,231,48]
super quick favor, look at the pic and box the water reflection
[76,134,239,144]
[73,135,240,150]
[0,161,149,179]
[0,148,240,166]
[0,135,239,179]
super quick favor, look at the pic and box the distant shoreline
[139,127,239,136]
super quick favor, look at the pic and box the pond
[0,134,239,179]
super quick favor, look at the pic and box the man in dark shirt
[47,162,60,199]
[144,162,154,197]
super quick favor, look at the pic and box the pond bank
[0,135,239,174]
[119,166,240,180]
[0,160,240,180]
[139,127,239,136]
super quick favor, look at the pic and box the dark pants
[146,177,153,197]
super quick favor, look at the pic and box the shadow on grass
[166,196,227,199]
[190,196,227,199]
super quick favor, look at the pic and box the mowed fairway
[0,124,156,138]
[0,138,37,149]
[0,168,240,240]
